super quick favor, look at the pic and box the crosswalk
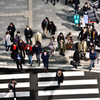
[37,71,100,100]
[0,73,30,99]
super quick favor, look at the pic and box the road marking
[52,98,100,100]
[38,79,97,87]
[38,88,99,96]
[38,71,84,78]
[0,91,30,98]
[0,73,30,80]
[0,82,30,89]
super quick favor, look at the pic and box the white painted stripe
[0,73,30,80]
[0,62,7,65]
[0,82,30,89]
[0,91,30,98]
[38,88,99,96]
[38,71,84,78]
[38,79,97,87]
[52,98,100,100]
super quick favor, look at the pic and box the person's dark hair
[6,31,9,35]
[10,22,14,26]
[17,31,20,33]
[60,32,63,35]
[85,2,88,5]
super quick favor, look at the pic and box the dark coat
[10,44,18,59]
[24,28,33,39]
[32,45,41,55]
[73,0,80,4]
[41,19,50,30]
[7,25,16,37]
[41,52,49,64]
[49,24,57,35]
[73,49,80,62]
[18,41,26,51]
[83,6,91,12]
[56,71,64,83]
[90,51,97,60]
[15,52,25,64]
[57,35,65,43]
[78,30,87,41]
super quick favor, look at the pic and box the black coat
[32,45,41,55]
[41,52,49,64]
[78,30,87,41]
[73,50,80,62]
[24,28,33,38]
[41,19,50,30]
[49,25,57,35]
[7,25,16,37]
[73,0,80,4]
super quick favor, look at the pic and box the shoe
[30,64,32,66]
[89,69,91,71]
[44,67,46,70]
[53,4,55,6]
[57,0,59,2]
[92,66,95,68]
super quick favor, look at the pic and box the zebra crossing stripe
[0,73,30,80]
[0,91,30,98]
[52,98,100,100]
[38,88,99,96]
[38,71,84,78]
[0,82,30,89]
[38,79,98,87]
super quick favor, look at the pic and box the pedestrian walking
[24,25,33,45]
[89,49,97,71]
[25,44,33,66]
[58,40,66,56]
[32,43,42,66]
[18,39,26,58]
[51,0,59,6]
[73,0,80,11]
[5,31,11,52]
[41,51,50,72]
[8,79,17,100]
[15,52,24,72]
[41,17,50,37]
[10,43,18,60]
[56,69,64,86]
[49,21,57,37]
[7,22,16,42]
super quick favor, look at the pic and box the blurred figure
[24,25,33,45]
[7,22,16,42]
[41,17,50,37]
[25,44,33,66]
[8,79,17,100]
[66,32,73,50]
[15,52,24,72]
[10,43,18,60]
[14,31,22,43]
[78,40,87,60]
[56,69,64,86]
[89,49,97,71]
[83,2,91,12]
[5,31,11,52]
[41,51,50,72]
[49,21,57,37]
[58,40,66,56]
[51,0,59,6]
[32,43,42,66]
[48,36,57,55]
[73,49,80,66]
[73,0,80,11]
[18,39,26,58]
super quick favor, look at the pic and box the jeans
[90,60,95,69]
[28,55,32,64]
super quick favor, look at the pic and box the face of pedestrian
[35,44,38,47]
[44,52,47,55]
[19,40,22,43]
[12,80,15,83]
[91,50,94,53]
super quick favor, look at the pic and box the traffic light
[74,14,80,24]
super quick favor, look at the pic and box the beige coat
[78,41,87,53]
[34,32,42,43]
